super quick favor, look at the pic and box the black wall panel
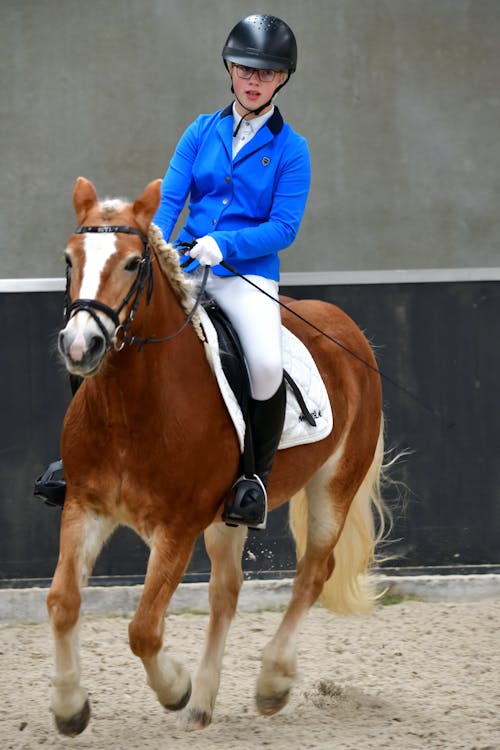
[284,282,500,571]
[1,282,498,586]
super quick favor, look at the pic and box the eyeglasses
[233,64,279,83]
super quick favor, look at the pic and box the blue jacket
[154,104,311,280]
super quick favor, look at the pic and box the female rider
[154,14,311,529]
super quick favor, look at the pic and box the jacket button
[211,219,216,225]
[222,198,228,205]
[225,176,231,183]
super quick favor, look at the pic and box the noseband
[65,225,207,351]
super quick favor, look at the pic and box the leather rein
[65,226,207,351]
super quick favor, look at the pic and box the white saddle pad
[199,307,333,453]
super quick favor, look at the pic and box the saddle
[203,298,316,477]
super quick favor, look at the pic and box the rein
[202,253,440,420]
[66,226,208,351]
[66,230,437,417]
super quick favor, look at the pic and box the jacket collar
[220,103,284,135]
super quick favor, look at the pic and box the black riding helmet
[222,14,297,74]
[222,14,297,129]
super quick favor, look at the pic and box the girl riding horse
[153,14,310,529]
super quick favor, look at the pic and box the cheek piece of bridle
[65,226,207,352]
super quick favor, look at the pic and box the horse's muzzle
[58,324,108,377]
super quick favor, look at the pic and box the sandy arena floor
[0,598,499,749]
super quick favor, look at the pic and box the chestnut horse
[47,177,387,735]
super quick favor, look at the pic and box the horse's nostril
[88,335,106,358]
[58,330,67,354]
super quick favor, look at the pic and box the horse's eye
[125,256,141,272]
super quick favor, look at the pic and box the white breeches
[200,271,282,401]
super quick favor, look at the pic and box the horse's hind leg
[256,441,378,716]
[255,527,334,716]
[46,507,115,736]
[181,523,247,730]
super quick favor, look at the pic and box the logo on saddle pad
[300,409,322,422]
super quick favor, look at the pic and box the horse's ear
[132,179,162,232]
[73,177,98,224]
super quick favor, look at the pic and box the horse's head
[58,177,161,377]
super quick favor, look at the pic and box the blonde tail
[289,419,387,615]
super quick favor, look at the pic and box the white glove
[189,235,223,266]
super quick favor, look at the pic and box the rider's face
[230,64,286,116]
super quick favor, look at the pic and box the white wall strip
[1,268,500,293]
[281,267,500,286]
[0,278,65,293]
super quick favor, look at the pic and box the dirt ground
[0,597,499,750]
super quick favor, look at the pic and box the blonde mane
[100,199,127,217]
[148,223,204,340]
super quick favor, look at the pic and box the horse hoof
[179,707,212,731]
[255,689,290,716]
[54,699,91,736]
[164,681,192,712]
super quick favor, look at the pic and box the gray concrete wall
[1,0,499,278]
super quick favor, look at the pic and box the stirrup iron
[33,459,66,508]
[222,474,268,531]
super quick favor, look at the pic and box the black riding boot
[223,377,286,530]
[33,375,82,508]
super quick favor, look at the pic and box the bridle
[65,226,207,351]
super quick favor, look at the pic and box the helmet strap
[232,96,273,136]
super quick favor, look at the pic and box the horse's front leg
[46,505,115,736]
[128,527,196,712]
[181,523,247,730]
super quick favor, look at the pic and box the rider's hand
[189,235,223,266]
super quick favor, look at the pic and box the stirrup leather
[222,474,268,530]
